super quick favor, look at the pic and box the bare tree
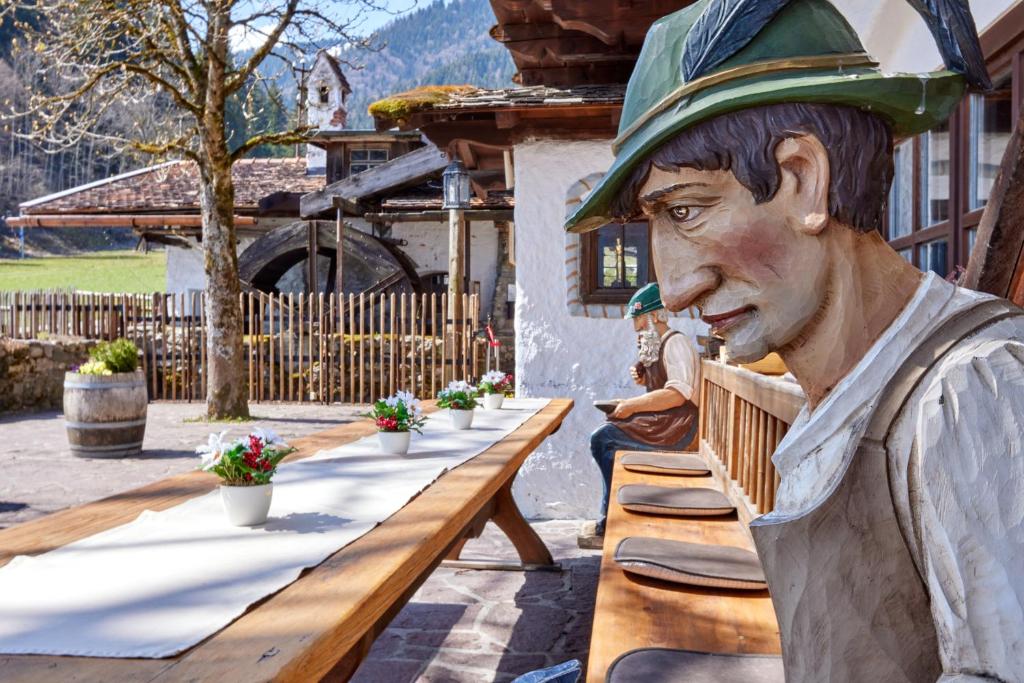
[1,0,392,418]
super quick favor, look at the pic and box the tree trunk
[199,8,249,419]
[199,159,249,418]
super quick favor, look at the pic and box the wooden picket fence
[0,289,489,404]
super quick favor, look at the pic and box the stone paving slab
[352,520,600,683]
[0,402,364,528]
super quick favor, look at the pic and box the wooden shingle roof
[20,158,324,215]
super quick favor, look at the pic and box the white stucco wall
[166,236,257,297]
[390,220,500,317]
[510,140,706,520]
[834,0,1015,73]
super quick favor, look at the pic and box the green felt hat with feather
[564,0,985,233]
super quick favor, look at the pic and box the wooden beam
[307,221,319,294]
[362,209,515,223]
[8,214,258,228]
[963,110,1024,302]
[335,208,345,296]
[448,209,465,320]
[300,142,449,218]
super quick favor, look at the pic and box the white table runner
[0,398,550,658]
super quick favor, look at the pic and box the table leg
[442,480,559,571]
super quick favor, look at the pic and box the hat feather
[905,0,992,91]
[680,0,793,83]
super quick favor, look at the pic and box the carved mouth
[701,306,754,336]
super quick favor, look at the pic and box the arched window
[318,85,330,105]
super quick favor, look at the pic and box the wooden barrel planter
[63,371,148,458]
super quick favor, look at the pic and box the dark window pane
[350,150,369,161]
[920,121,950,226]
[917,239,948,278]
[589,221,652,296]
[969,86,1012,210]
[369,149,389,162]
[888,139,913,240]
[596,225,623,287]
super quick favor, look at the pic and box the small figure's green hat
[626,283,664,319]
[565,0,970,233]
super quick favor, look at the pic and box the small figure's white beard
[637,318,662,366]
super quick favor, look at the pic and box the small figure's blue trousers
[589,422,692,534]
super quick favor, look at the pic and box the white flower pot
[378,430,411,455]
[220,483,273,526]
[483,393,504,410]
[449,409,475,430]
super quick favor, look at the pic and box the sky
[229,0,431,53]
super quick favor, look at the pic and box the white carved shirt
[660,330,701,403]
[772,273,1024,682]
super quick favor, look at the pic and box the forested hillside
[341,0,515,128]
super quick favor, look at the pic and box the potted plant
[479,371,513,410]
[197,429,295,526]
[63,338,147,458]
[437,380,478,430]
[364,390,427,455]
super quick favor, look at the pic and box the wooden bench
[0,398,573,682]
[585,449,781,682]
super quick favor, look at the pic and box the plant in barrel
[64,338,147,458]
[437,380,479,430]
[478,370,513,410]
[364,391,427,455]
[197,429,295,526]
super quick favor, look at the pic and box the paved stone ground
[352,520,599,683]
[1,404,600,681]
[0,402,364,528]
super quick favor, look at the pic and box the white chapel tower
[305,49,352,175]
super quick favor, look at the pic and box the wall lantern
[442,159,471,210]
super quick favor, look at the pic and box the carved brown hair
[612,103,894,233]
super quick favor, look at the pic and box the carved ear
[774,135,830,235]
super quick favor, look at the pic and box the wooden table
[585,450,781,682]
[0,398,573,682]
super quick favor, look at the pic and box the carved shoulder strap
[864,297,1023,443]
[862,296,1024,586]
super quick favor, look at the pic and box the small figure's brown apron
[750,299,1023,682]
[611,330,698,448]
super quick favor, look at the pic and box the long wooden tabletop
[0,398,573,682]
[586,451,781,682]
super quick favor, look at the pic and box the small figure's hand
[629,365,644,385]
[611,400,635,420]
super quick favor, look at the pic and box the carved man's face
[638,137,832,362]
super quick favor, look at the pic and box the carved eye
[669,206,691,221]
[668,205,705,223]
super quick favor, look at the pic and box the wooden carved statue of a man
[566,0,1024,680]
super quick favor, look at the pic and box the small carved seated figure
[578,283,700,549]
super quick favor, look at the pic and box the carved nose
[659,269,718,313]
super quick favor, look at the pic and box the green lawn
[0,250,167,292]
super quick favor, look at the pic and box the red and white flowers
[196,428,295,486]
[364,391,427,433]
[479,370,513,396]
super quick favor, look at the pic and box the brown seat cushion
[620,452,709,476]
[606,648,784,683]
[614,537,766,590]
[617,485,734,517]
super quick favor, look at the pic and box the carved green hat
[626,283,665,319]
[564,0,967,233]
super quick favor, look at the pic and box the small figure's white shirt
[773,273,1024,682]
[660,330,701,403]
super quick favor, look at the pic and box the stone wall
[0,337,94,414]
